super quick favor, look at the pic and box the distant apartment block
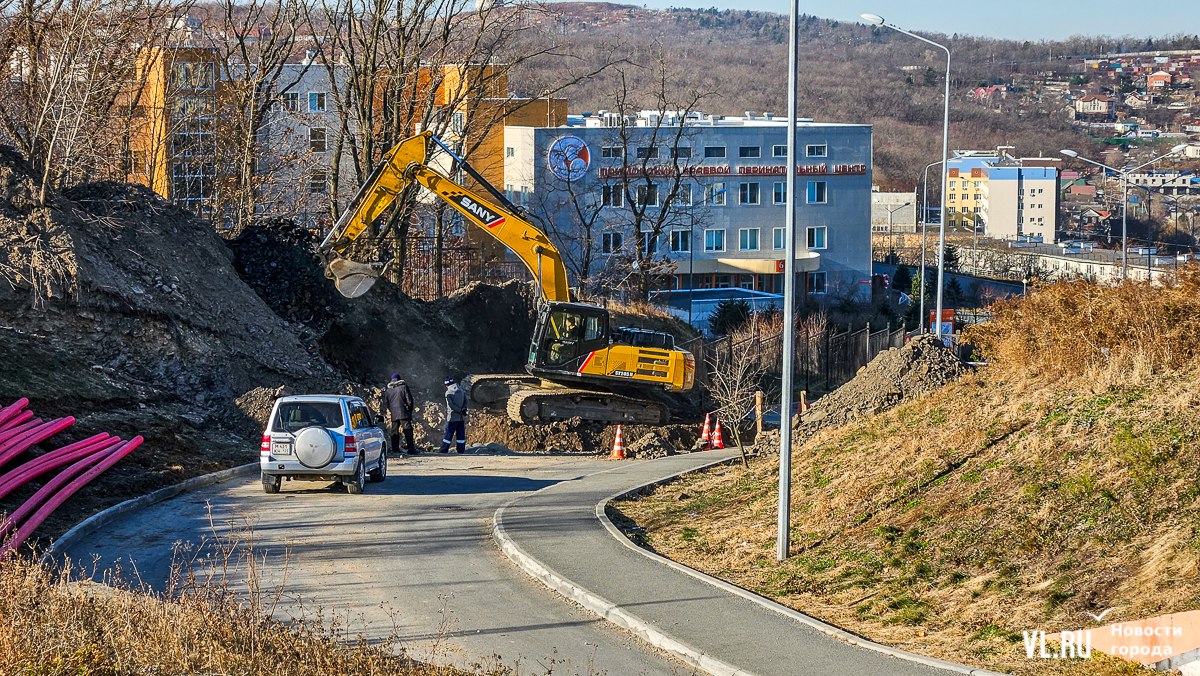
[946,149,1061,244]
[1074,94,1115,120]
[870,191,917,233]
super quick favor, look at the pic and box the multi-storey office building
[503,111,873,299]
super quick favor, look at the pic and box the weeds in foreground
[0,506,489,675]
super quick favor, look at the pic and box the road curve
[58,454,697,675]
[494,451,990,676]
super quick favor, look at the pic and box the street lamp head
[1169,143,1189,154]
[860,13,885,26]
[1060,149,1079,158]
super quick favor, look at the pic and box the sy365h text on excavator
[317,131,695,424]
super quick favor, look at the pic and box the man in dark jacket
[384,373,417,455]
[439,377,468,453]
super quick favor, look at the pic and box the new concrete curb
[493,453,1007,676]
[45,462,259,564]
[492,455,751,676]
[598,466,1008,676]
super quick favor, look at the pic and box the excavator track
[463,374,542,409]
[505,387,667,425]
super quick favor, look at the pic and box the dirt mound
[760,334,967,451]
[459,410,698,455]
[624,431,680,459]
[227,218,342,328]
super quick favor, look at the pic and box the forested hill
[509,3,1200,188]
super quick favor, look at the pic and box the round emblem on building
[546,136,590,182]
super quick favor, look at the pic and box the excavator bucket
[328,257,385,298]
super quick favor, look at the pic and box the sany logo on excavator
[454,195,505,228]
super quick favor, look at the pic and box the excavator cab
[529,302,611,374]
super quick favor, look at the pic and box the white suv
[259,395,387,494]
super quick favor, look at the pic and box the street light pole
[864,13,951,338]
[777,0,800,562]
[885,201,912,262]
[919,160,943,334]
[1060,143,1189,280]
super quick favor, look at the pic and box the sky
[601,0,1200,42]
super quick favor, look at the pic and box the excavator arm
[319,131,569,302]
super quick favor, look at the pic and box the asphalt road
[62,454,696,676]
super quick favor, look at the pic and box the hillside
[616,270,1200,675]
[509,3,1199,189]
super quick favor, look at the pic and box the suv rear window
[272,401,345,433]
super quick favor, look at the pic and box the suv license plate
[271,441,293,455]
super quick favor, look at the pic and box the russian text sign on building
[597,163,866,180]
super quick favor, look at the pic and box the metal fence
[398,236,526,300]
[698,322,907,397]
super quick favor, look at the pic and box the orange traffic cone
[711,419,725,449]
[610,424,626,460]
[699,413,712,449]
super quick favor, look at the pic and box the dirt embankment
[758,334,967,451]
[0,145,702,537]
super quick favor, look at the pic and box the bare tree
[201,0,313,230]
[600,59,710,300]
[0,0,184,203]
[708,314,774,467]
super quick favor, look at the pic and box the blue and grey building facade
[503,112,874,299]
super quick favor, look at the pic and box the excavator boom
[318,132,568,302]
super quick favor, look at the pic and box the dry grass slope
[617,268,1200,675]
[0,553,490,675]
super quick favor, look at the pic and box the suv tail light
[344,435,357,455]
[260,434,271,453]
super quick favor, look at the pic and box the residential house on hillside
[1148,70,1173,89]
[1075,94,1115,120]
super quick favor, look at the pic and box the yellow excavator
[317,131,695,424]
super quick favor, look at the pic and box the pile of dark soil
[227,218,342,328]
[759,334,967,451]
[463,410,698,455]
[624,431,680,459]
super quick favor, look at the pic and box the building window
[772,145,787,157]
[808,271,828,294]
[309,127,327,153]
[671,184,692,207]
[806,143,827,158]
[282,92,299,112]
[602,232,623,254]
[635,184,659,207]
[642,232,659,255]
[949,180,957,188]
[707,182,727,206]
[672,146,692,160]
[636,146,659,160]
[807,225,827,249]
[601,146,623,159]
[308,92,326,113]
[773,227,785,250]
[973,193,981,201]
[806,181,827,204]
[505,146,515,157]
[738,146,761,158]
[704,229,726,252]
[948,193,956,202]
[602,185,624,208]
[739,228,760,251]
[704,146,726,159]
[739,182,760,205]
[309,169,327,194]
[773,181,786,205]
[669,230,690,252]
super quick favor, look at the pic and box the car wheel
[369,453,387,482]
[262,474,281,494]
[346,461,366,494]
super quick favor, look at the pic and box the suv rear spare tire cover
[295,426,337,468]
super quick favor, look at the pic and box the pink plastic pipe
[0,434,119,501]
[0,417,75,467]
[0,436,143,556]
[0,415,41,443]
[0,445,112,540]
[0,399,29,428]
